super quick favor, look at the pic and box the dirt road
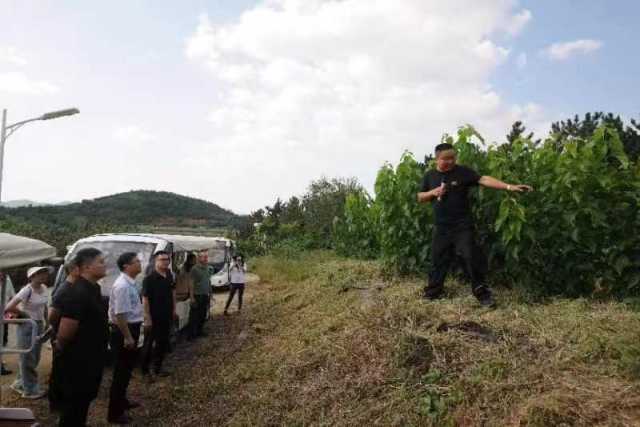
[0,283,257,426]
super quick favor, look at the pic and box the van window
[68,241,157,296]
[207,241,228,265]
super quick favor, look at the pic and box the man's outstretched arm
[478,176,533,193]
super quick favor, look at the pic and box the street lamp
[0,107,79,203]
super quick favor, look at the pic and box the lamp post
[0,107,79,203]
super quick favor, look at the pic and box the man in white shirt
[107,252,143,424]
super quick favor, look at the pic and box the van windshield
[207,241,228,265]
[67,241,157,296]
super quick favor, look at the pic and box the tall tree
[506,121,536,144]
[302,177,363,248]
[551,112,640,161]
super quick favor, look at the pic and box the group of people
[0,248,248,426]
[0,142,532,425]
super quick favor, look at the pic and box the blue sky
[1,1,637,213]
[495,0,640,118]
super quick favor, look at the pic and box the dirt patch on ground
[436,321,499,343]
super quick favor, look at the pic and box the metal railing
[0,280,38,426]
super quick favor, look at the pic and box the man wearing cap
[107,252,143,424]
[4,266,50,399]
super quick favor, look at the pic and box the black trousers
[49,346,62,413]
[424,225,491,300]
[141,320,170,373]
[225,283,245,311]
[108,322,141,418]
[188,295,209,338]
[58,397,91,427]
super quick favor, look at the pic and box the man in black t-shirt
[55,248,109,426]
[141,250,176,377]
[48,257,80,414]
[417,143,532,307]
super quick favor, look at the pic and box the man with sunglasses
[140,251,176,378]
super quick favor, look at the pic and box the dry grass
[5,251,640,426]
[210,251,640,426]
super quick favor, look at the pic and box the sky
[1,0,638,214]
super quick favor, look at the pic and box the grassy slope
[204,251,640,426]
[23,251,634,426]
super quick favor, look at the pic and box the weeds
[24,251,634,426]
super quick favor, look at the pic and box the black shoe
[108,414,131,425]
[1,365,12,376]
[154,369,170,378]
[141,369,154,383]
[125,400,141,410]
[478,294,497,308]
[422,292,443,301]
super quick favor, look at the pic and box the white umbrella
[0,233,56,269]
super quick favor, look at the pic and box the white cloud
[544,39,603,61]
[113,125,156,144]
[516,52,527,69]
[185,0,546,212]
[0,72,59,95]
[506,9,532,36]
[0,47,27,66]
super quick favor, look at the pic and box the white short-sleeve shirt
[229,263,247,284]
[10,283,48,321]
[108,273,144,324]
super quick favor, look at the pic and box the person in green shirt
[188,251,211,339]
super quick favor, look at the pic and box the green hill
[0,190,243,252]
[0,190,240,227]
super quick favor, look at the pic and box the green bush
[333,191,380,259]
[336,125,640,296]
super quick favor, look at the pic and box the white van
[53,233,235,331]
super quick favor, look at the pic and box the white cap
[27,266,50,279]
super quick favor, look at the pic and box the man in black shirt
[48,257,80,414]
[55,248,109,426]
[417,143,532,307]
[141,250,176,377]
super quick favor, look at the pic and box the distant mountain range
[0,190,241,228]
[0,199,73,208]
[0,190,244,253]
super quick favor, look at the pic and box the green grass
[224,251,640,426]
[50,250,636,426]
